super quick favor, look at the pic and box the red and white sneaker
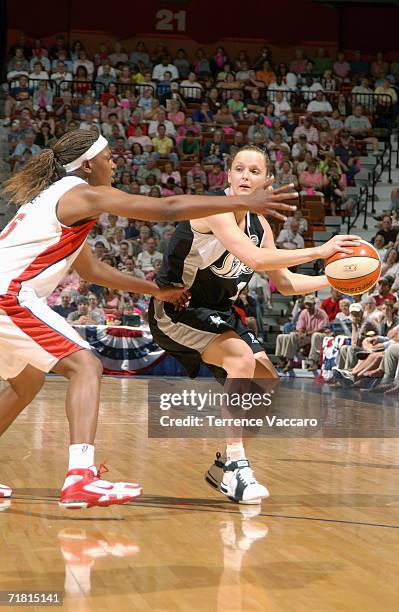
[59,465,142,510]
[0,483,11,498]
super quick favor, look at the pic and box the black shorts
[148,298,264,379]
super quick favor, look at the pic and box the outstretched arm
[259,217,330,295]
[57,181,298,227]
[202,211,361,278]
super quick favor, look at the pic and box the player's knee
[83,353,103,379]
[59,350,103,380]
[224,353,256,377]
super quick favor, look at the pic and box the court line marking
[125,501,399,529]
[7,496,399,529]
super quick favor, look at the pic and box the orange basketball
[324,240,382,296]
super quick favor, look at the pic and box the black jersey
[156,212,265,310]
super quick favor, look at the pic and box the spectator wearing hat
[275,295,329,372]
[332,302,380,384]
[373,276,397,307]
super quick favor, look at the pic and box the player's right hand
[243,182,298,220]
[317,234,363,259]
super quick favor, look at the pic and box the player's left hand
[155,286,191,309]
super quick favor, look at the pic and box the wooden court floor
[0,377,399,612]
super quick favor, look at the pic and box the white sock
[68,444,95,471]
[63,444,96,490]
[226,443,246,462]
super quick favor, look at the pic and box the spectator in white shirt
[29,54,50,73]
[29,61,49,87]
[276,219,305,250]
[148,108,176,138]
[96,62,118,78]
[180,72,203,100]
[273,91,291,119]
[136,238,163,273]
[272,74,293,99]
[292,134,317,159]
[73,51,94,78]
[51,61,73,89]
[301,77,323,101]
[351,77,374,109]
[152,56,179,81]
[7,60,29,82]
[307,90,333,115]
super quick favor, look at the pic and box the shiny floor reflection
[0,377,398,611]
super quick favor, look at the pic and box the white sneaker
[332,367,355,385]
[205,452,270,504]
[220,459,269,505]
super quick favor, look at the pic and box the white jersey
[0,176,94,380]
[0,176,95,300]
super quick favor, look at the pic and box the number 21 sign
[155,9,187,33]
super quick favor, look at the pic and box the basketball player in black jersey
[149,145,361,504]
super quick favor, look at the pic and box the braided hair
[3,128,99,206]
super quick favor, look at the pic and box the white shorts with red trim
[0,296,90,380]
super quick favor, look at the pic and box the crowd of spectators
[2,35,399,392]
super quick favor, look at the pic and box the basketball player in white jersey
[150,146,361,504]
[0,129,299,509]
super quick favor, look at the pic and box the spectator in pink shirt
[186,163,207,189]
[109,42,128,68]
[293,115,319,143]
[333,52,351,83]
[167,99,185,126]
[289,49,307,74]
[101,98,123,123]
[176,116,200,145]
[275,295,329,372]
[161,161,182,186]
[207,162,227,192]
[299,161,327,195]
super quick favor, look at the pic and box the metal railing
[370,141,392,212]
[346,183,369,233]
